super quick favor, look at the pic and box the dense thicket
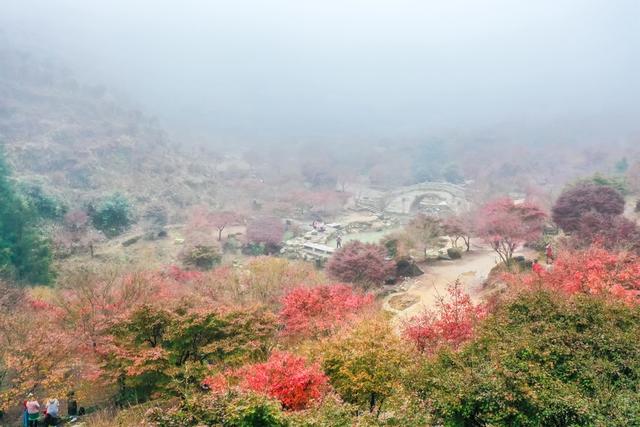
[415,291,640,426]
[0,149,53,284]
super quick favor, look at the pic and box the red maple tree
[552,182,625,234]
[476,197,546,264]
[239,351,328,410]
[403,281,486,354]
[246,216,285,247]
[279,284,374,338]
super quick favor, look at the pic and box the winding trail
[384,242,536,324]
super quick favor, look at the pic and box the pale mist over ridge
[2,0,639,145]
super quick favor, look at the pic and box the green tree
[18,182,67,220]
[322,317,412,415]
[90,193,135,237]
[413,291,640,426]
[0,148,53,284]
[106,305,277,404]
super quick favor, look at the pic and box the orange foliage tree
[278,284,374,339]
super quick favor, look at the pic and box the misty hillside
[1,2,640,426]
[0,47,219,217]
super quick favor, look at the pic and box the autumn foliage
[476,197,546,264]
[326,241,395,286]
[404,281,486,354]
[552,182,639,251]
[246,216,285,251]
[552,182,625,233]
[239,351,328,410]
[278,284,374,338]
[513,246,640,304]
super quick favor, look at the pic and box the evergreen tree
[0,148,53,284]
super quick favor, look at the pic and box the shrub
[513,246,640,303]
[90,193,135,237]
[552,182,625,234]
[326,241,395,286]
[181,244,221,270]
[446,247,462,259]
[146,391,286,427]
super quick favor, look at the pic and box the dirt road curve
[384,243,536,324]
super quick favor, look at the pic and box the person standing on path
[545,244,554,265]
[22,398,28,427]
[25,394,40,427]
[44,398,59,426]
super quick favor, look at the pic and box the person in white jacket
[44,398,59,425]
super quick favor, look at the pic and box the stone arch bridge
[384,182,469,216]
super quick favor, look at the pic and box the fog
[2,0,639,142]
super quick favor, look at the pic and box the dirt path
[384,242,537,324]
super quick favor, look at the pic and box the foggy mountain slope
[0,47,219,214]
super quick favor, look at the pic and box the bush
[552,182,625,234]
[446,247,462,259]
[326,241,396,287]
[90,194,135,237]
[181,244,221,270]
[146,391,286,427]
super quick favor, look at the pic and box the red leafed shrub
[240,351,328,410]
[326,241,395,286]
[574,213,640,253]
[514,246,640,304]
[403,281,486,354]
[552,183,625,234]
[279,284,374,338]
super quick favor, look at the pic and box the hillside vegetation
[0,48,219,218]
